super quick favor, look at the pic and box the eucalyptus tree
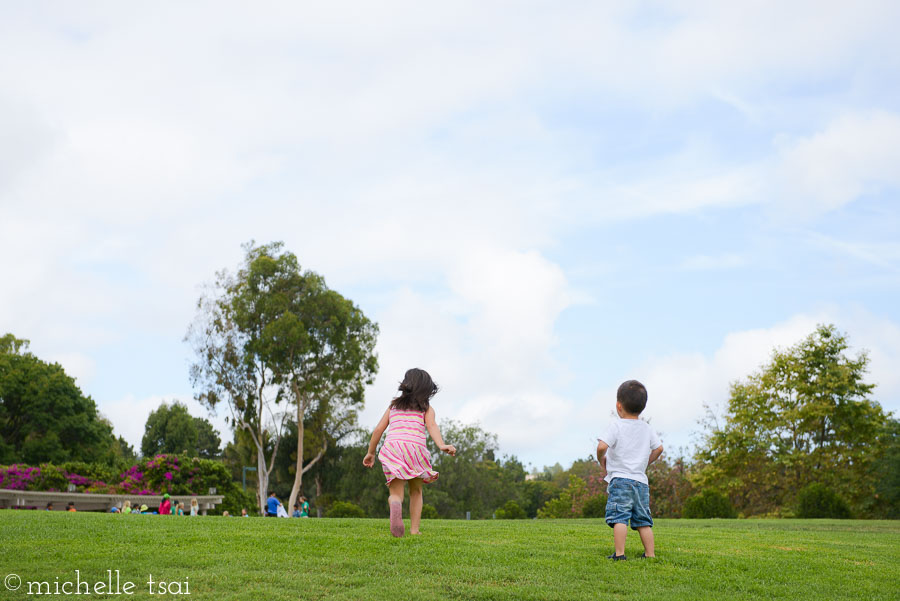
[187,241,378,514]
[279,274,378,512]
[187,242,296,512]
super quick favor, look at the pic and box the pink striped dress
[378,408,439,484]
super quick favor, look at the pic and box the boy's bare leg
[637,526,655,557]
[408,478,423,534]
[613,523,627,556]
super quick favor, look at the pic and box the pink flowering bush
[3,455,215,496]
[1,455,256,514]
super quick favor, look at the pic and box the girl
[363,368,456,537]
[190,498,199,516]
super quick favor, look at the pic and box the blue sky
[1,2,898,469]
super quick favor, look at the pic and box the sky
[1,1,899,470]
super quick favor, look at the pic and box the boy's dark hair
[617,380,648,415]
[268,491,275,497]
[390,368,438,412]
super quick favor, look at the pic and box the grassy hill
[0,513,897,600]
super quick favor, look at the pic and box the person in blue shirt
[266,491,280,517]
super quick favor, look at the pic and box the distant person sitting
[66,502,76,512]
[298,496,310,518]
[138,504,149,514]
[122,501,132,514]
[176,502,185,516]
[110,506,120,513]
[222,510,230,517]
[190,498,199,516]
[292,503,301,518]
[159,494,172,516]
[46,502,54,511]
[241,508,249,517]
[266,491,280,517]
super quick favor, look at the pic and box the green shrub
[581,494,607,518]
[326,501,366,518]
[796,483,851,519]
[537,475,584,518]
[682,490,736,519]
[495,500,526,519]
[421,503,439,519]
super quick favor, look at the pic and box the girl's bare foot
[389,501,404,537]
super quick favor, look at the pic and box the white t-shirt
[599,418,662,485]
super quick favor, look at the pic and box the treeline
[229,325,899,520]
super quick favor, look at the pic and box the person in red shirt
[158,494,172,516]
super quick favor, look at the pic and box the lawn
[0,512,897,600]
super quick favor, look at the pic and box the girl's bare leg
[388,479,406,537]
[388,479,405,505]
[408,478,423,534]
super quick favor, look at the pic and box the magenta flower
[164,472,174,481]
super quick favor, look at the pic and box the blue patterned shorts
[605,477,653,529]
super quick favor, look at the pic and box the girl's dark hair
[390,368,438,412]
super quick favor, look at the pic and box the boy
[596,379,663,560]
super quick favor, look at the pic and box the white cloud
[360,246,579,459]
[609,309,900,453]
[774,111,900,218]
[1,2,898,469]
[98,393,231,454]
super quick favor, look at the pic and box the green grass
[0,513,897,600]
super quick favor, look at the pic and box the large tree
[141,401,222,459]
[280,280,378,513]
[693,324,892,516]
[188,244,293,512]
[0,333,120,465]
[187,241,377,513]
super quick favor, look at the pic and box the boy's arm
[596,440,609,471]
[648,445,664,467]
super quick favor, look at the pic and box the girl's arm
[362,408,391,467]
[425,407,456,456]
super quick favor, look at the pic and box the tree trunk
[315,472,323,518]
[256,437,269,515]
[287,396,305,512]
